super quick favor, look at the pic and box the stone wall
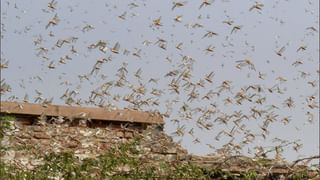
[0,118,188,171]
[1,117,319,179]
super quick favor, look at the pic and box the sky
[1,0,319,164]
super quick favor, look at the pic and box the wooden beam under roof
[0,101,164,125]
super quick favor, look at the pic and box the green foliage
[242,170,259,180]
[0,115,15,140]
[291,169,309,180]
[11,144,36,151]
[0,135,215,179]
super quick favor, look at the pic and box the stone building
[0,101,318,179]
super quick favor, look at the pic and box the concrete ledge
[0,101,164,125]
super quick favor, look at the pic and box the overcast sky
[1,0,319,163]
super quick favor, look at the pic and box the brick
[33,132,51,139]
[124,131,133,138]
[32,126,44,132]
[165,154,177,161]
[116,131,124,137]
[64,141,78,148]
[99,143,108,150]
[40,139,50,146]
